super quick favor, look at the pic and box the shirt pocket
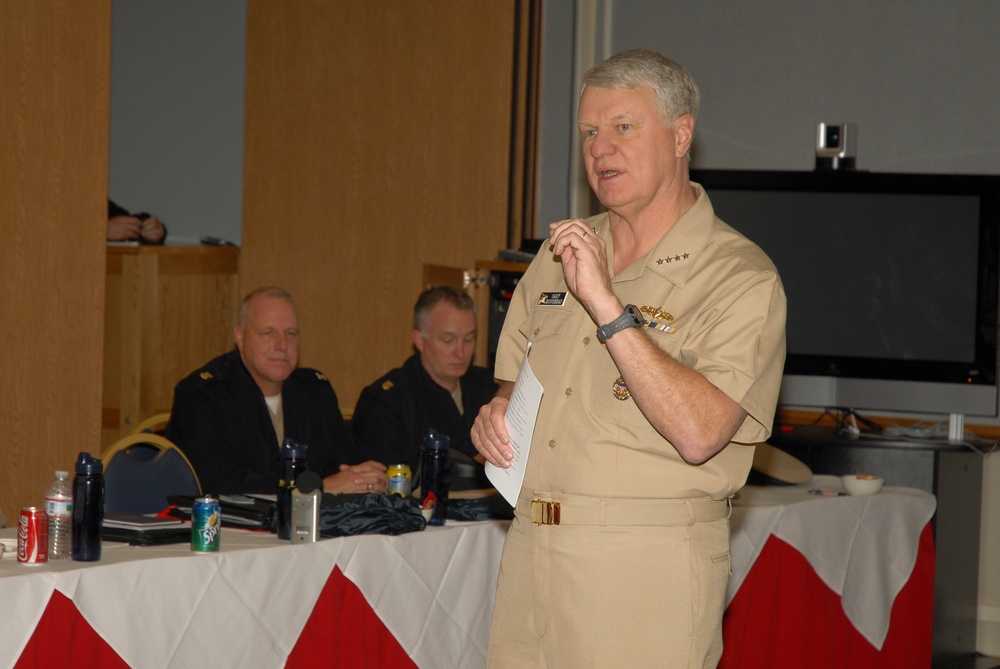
[519,305,575,345]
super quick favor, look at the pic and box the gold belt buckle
[530,499,561,525]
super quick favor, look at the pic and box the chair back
[101,433,201,515]
[129,412,171,436]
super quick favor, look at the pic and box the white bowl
[842,474,884,496]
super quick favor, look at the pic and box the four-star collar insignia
[655,252,690,266]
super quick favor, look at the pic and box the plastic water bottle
[420,430,450,526]
[276,438,308,540]
[71,452,104,561]
[44,470,73,560]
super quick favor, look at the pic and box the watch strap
[596,304,644,342]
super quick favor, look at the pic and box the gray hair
[413,285,475,332]
[582,48,700,124]
[237,285,297,326]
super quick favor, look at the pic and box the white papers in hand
[486,342,544,506]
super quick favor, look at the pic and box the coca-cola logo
[17,511,46,563]
[17,513,31,561]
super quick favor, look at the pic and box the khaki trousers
[486,493,731,669]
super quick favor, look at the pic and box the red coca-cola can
[17,507,48,564]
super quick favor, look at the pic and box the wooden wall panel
[0,1,110,520]
[243,1,517,409]
[101,247,240,447]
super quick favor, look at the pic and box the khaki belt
[525,494,731,527]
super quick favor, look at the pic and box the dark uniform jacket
[166,349,360,495]
[108,198,166,245]
[351,354,497,474]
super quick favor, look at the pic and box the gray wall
[535,0,1000,237]
[109,0,246,245]
[536,0,580,231]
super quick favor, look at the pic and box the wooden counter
[102,244,241,446]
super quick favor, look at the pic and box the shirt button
[548,439,557,449]
[583,336,591,346]
[565,387,573,398]
[533,327,541,337]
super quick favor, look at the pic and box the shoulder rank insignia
[200,371,213,380]
[381,380,394,391]
[315,372,329,381]
[655,252,690,266]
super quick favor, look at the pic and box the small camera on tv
[815,122,857,171]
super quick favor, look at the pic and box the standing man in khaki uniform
[472,49,786,668]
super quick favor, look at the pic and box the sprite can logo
[191,498,221,552]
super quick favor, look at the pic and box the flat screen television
[690,168,1000,419]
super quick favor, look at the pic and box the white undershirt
[264,394,283,448]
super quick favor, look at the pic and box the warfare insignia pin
[640,306,674,322]
[612,375,631,401]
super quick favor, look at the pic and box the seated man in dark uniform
[351,286,497,484]
[166,285,387,495]
[107,198,167,244]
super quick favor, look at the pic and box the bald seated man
[167,286,387,495]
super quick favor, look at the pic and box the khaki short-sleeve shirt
[495,186,787,500]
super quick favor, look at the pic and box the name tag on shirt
[537,291,567,306]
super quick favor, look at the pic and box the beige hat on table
[749,442,813,485]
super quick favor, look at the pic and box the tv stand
[767,424,983,667]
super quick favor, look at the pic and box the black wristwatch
[596,304,645,342]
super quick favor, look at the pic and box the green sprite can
[191,496,221,552]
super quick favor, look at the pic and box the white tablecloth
[727,475,937,649]
[0,520,509,669]
[1,479,935,665]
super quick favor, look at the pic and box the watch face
[627,305,644,326]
